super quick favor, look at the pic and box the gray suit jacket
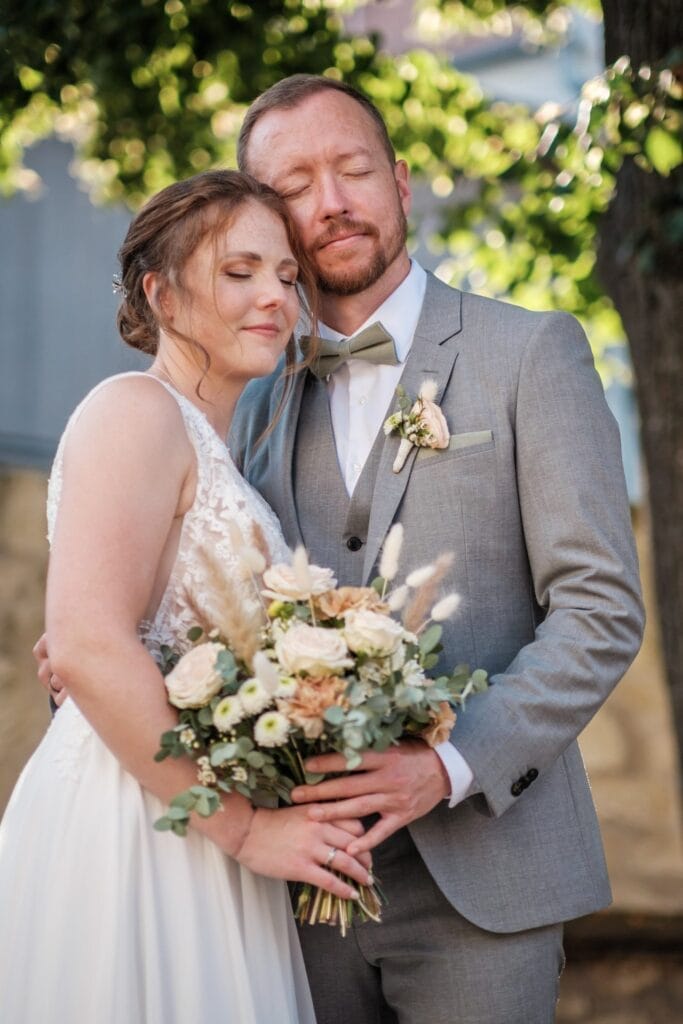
[230,274,644,933]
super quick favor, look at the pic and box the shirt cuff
[434,742,478,808]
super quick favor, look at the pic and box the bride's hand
[33,633,68,707]
[234,806,373,898]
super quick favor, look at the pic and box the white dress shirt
[316,261,476,808]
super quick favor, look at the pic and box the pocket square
[418,429,493,458]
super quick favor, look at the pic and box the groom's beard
[311,208,408,297]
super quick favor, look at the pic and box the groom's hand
[290,739,450,855]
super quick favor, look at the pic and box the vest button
[346,536,363,552]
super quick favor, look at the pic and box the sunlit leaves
[0,0,680,369]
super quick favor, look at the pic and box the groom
[230,75,644,1023]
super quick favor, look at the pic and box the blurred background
[1,1,682,1018]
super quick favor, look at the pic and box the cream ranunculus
[343,608,405,657]
[275,623,352,676]
[164,642,226,709]
[262,562,337,601]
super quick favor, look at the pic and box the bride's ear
[143,271,175,323]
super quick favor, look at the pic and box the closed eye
[281,185,309,199]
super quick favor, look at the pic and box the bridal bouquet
[154,523,487,935]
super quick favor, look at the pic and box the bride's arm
[46,378,370,896]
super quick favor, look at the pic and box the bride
[0,170,372,1023]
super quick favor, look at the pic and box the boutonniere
[383,379,450,473]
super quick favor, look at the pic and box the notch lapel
[361,276,463,583]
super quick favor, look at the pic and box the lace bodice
[47,372,291,664]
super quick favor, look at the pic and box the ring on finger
[324,846,338,869]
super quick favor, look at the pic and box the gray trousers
[297,827,564,1024]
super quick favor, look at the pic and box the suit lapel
[362,276,463,583]
[262,368,308,549]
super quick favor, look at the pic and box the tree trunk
[597,0,683,778]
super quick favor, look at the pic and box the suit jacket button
[510,780,524,797]
[346,536,363,552]
[526,768,539,783]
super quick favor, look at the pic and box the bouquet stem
[295,876,384,938]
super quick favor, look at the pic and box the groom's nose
[315,171,350,221]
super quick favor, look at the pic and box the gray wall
[0,140,147,469]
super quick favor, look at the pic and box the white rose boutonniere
[383,379,450,472]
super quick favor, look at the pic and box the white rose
[343,608,405,657]
[275,623,352,676]
[254,710,290,747]
[238,678,273,715]
[262,562,337,601]
[165,642,226,709]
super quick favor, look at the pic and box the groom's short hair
[237,74,397,172]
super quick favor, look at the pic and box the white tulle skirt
[0,700,315,1024]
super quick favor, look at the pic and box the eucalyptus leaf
[235,736,254,756]
[210,743,236,766]
[197,705,214,726]
[324,705,346,726]
[153,817,174,832]
[419,625,443,655]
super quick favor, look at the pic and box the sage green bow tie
[300,322,399,379]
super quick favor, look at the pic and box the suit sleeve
[450,311,645,817]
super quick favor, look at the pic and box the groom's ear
[143,271,175,322]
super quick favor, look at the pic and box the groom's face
[244,90,411,296]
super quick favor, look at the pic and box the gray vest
[292,373,384,586]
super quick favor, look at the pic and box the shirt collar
[317,260,427,363]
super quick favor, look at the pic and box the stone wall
[0,468,50,809]
[1,467,682,916]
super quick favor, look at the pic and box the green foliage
[0,0,378,204]
[1,0,680,360]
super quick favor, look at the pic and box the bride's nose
[256,275,288,309]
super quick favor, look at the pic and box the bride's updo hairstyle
[116,169,317,379]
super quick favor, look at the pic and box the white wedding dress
[0,373,316,1024]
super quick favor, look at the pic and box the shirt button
[358,396,367,406]
[346,536,363,552]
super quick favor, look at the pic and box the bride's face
[165,199,300,382]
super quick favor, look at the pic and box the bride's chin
[247,351,287,380]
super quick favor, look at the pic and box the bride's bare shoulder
[62,373,192,467]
